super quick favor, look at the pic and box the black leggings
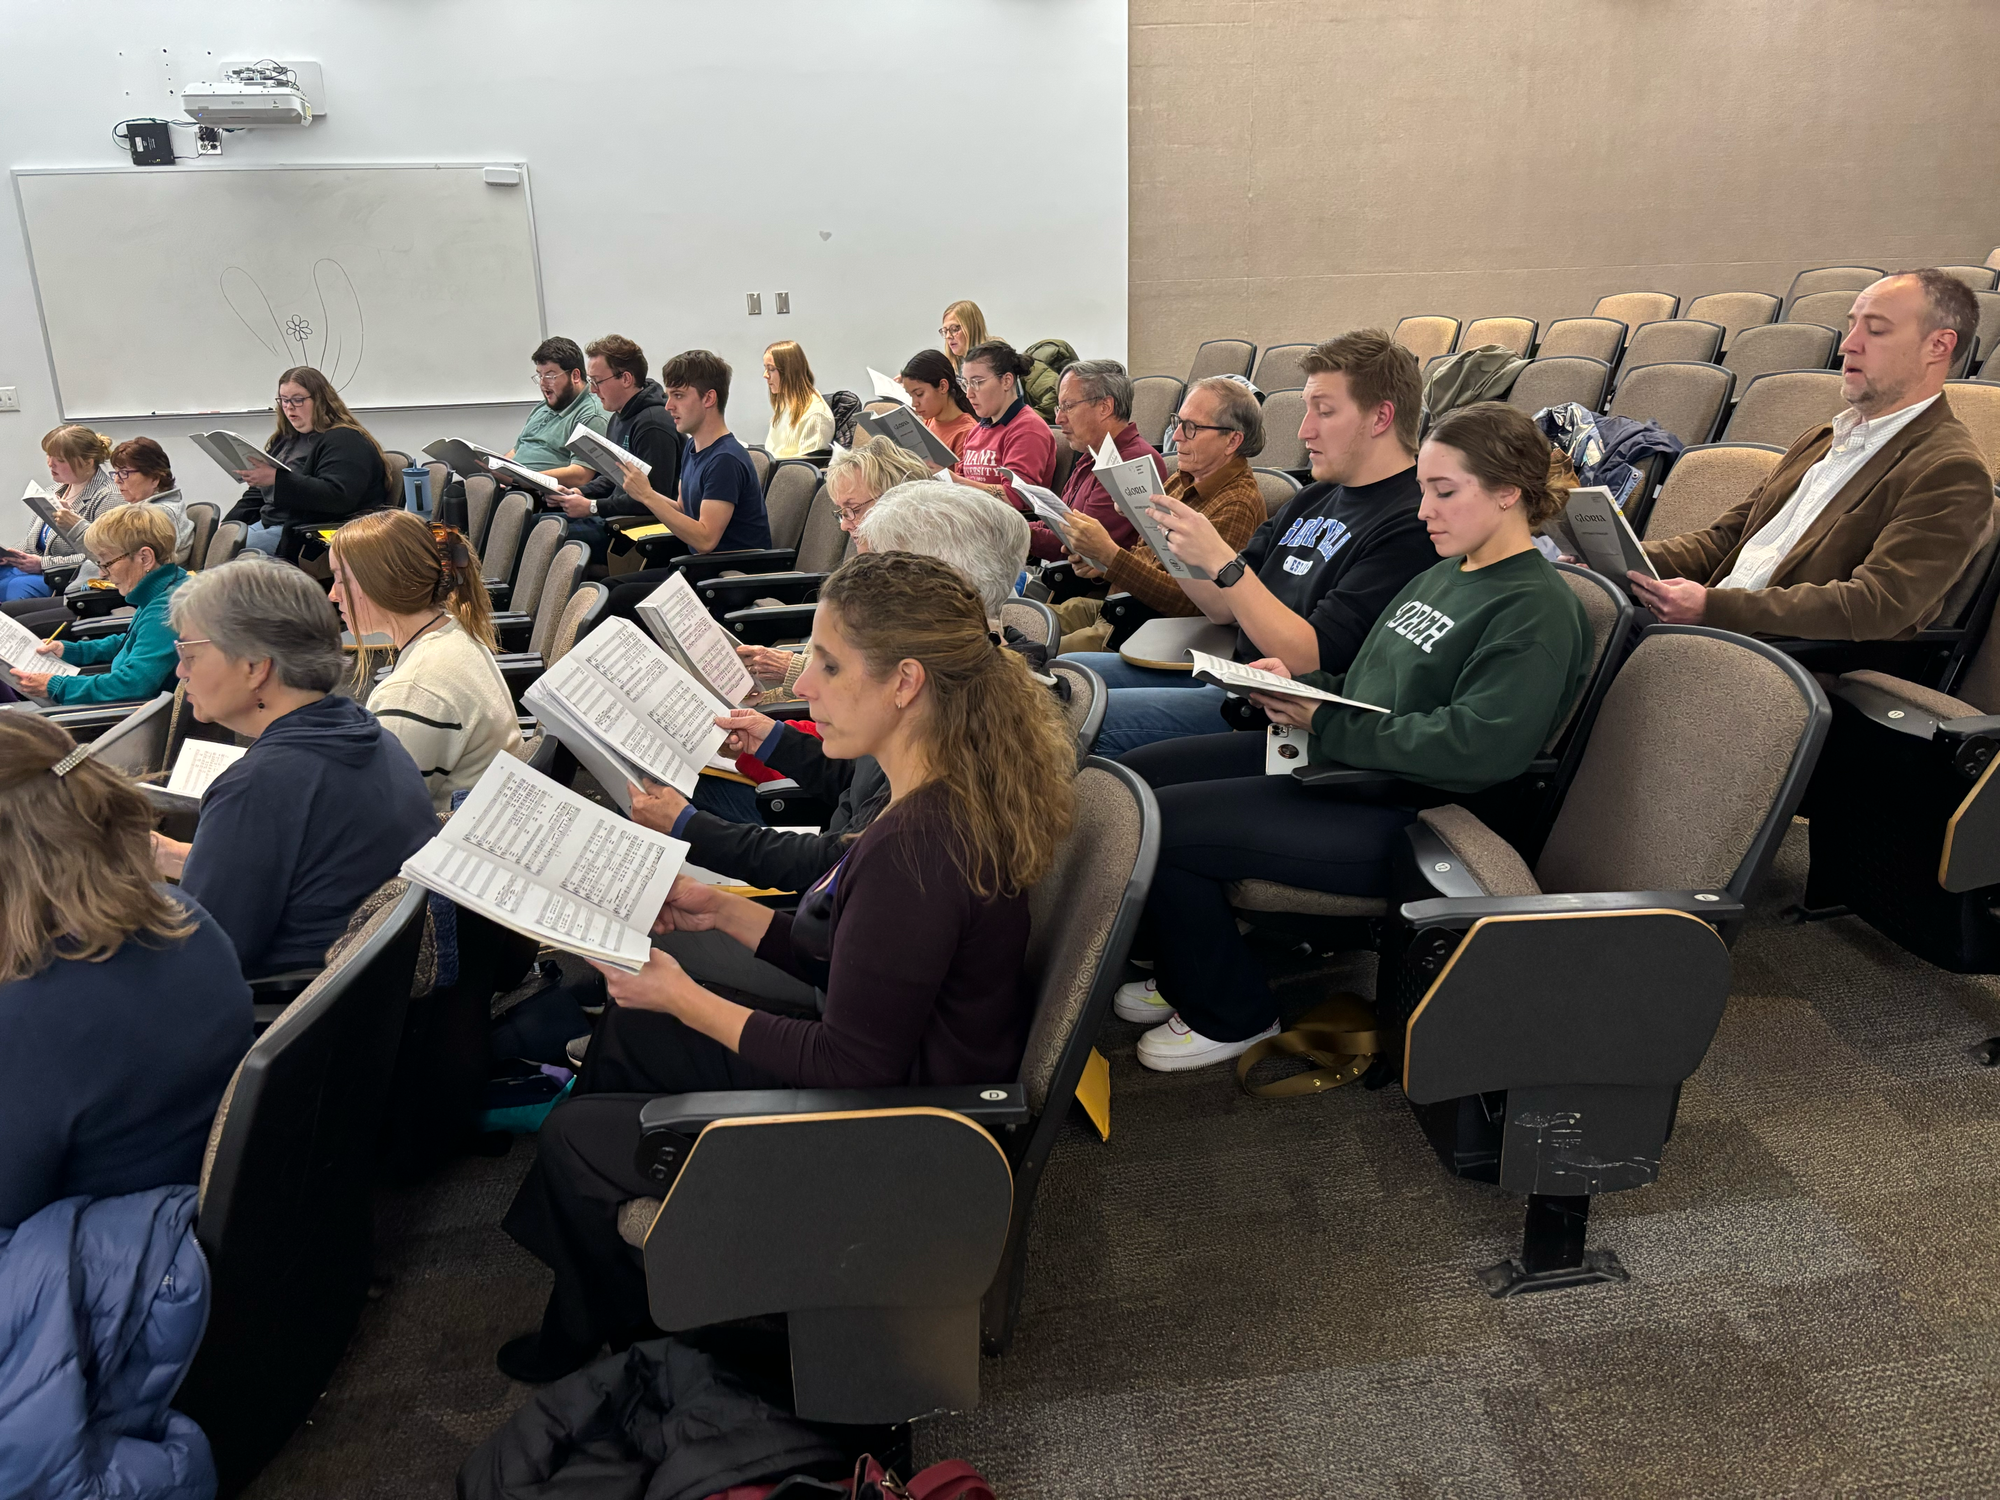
[502,999,788,1348]
[1120,732,1417,1041]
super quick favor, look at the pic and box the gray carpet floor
[244,825,2000,1498]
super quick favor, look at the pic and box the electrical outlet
[0,387,18,413]
[196,126,222,155]
[746,292,762,315]
[775,291,791,315]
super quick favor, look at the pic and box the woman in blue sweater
[8,503,185,707]
[0,713,252,1230]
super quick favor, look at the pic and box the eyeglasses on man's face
[1055,396,1109,416]
[533,368,572,388]
[1172,417,1235,438]
[587,374,626,391]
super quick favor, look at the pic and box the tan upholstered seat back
[1784,266,1881,313]
[1258,390,1307,470]
[1722,370,1845,447]
[1019,766,1142,1112]
[509,516,564,617]
[1593,292,1678,328]
[1685,292,1780,351]
[1787,289,1863,333]
[181,502,218,569]
[1723,323,1839,389]
[764,461,821,553]
[528,541,586,659]
[481,492,533,585]
[1535,633,1810,897]
[793,483,846,575]
[545,583,605,668]
[1253,467,1301,517]
[1130,377,1185,449]
[1392,316,1459,366]
[998,597,1058,652]
[1461,317,1537,358]
[1618,320,1724,375]
[1643,444,1786,542]
[464,473,499,549]
[1942,382,2000,474]
[1544,568,1621,750]
[1251,344,1314,393]
[1607,361,1733,447]
[1537,318,1626,365]
[203,521,246,571]
[1507,357,1610,416]
[1186,339,1255,383]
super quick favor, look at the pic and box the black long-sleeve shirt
[225,425,393,529]
[679,724,887,893]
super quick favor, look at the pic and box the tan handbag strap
[1235,994,1380,1099]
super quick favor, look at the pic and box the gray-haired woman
[150,554,435,978]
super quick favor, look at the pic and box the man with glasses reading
[1059,330,1436,757]
[507,336,611,488]
[550,334,683,563]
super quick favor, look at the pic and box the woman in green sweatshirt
[1117,402,1592,1073]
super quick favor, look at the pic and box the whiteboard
[13,163,546,420]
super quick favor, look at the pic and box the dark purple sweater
[740,787,1032,1087]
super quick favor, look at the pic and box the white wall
[0,0,1128,506]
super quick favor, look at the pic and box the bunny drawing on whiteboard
[220,257,366,388]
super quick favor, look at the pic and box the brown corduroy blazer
[1643,394,1993,640]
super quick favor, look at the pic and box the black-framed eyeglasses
[111,468,141,480]
[1172,418,1236,438]
[277,394,310,409]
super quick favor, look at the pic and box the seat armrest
[692,571,827,612]
[495,653,546,701]
[1831,675,1955,739]
[484,579,512,608]
[1101,592,1159,650]
[635,1085,1029,1189]
[666,548,799,584]
[492,610,533,653]
[1936,712,2000,741]
[724,602,818,645]
[1403,822,1489,900]
[1289,761,1417,799]
[1399,888,1745,930]
[68,615,133,641]
[248,966,323,992]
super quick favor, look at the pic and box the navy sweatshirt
[0,894,253,1230]
[179,693,435,976]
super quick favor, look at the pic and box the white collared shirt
[1717,394,1938,591]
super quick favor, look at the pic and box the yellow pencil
[42,621,66,644]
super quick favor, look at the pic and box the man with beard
[507,336,610,488]
[1635,269,1992,641]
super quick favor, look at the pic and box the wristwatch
[1214,554,1249,588]
[588,497,599,516]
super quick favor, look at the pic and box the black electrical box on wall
[124,121,176,166]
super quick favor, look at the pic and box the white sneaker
[1114,977,1172,1023]
[1136,1015,1280,1073]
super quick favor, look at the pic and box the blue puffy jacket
[0,1187,215,1500]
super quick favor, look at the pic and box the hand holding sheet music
[188,432,291,484]
[1096,439,1203,580]
[867,368,911,403]
[634,572,757,706]
[163,740,247,799]
[1188,649,1387,713]
[0,611,80,676]
[401,756,690,971]
[566,423,651,482]
[1560,486,1660,597]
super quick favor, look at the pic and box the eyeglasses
[96,552,131,568]
[532,369,571,386]
[277,394,311,410]
[1054,397,1108,416]
[1172,418,1236,438]
[172,637,212,659]
[586,374,626,391]
[833,499,876,523]
[939,324,964,338]
[962,374,994,392]
[111,468,141,480]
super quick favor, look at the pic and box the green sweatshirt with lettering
[1299,547,1592,793]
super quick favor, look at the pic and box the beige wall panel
[1130,0,2000,377]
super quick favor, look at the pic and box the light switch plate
[0,387,18,413]
[746,292,762,315]
[775,291,791,314]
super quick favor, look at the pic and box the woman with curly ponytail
[329,508,519,812]
[495,550,1078,1383]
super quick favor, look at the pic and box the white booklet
[854,407,956,470]
[1189,649,1388,712]
[1095,437,1198,579]
[1005,468,1073,535]
[566,423,650,481]
[519,617,730,810]
[0,609,80,676]
[401,754,689,972]
[1561,485,1659,590]
[20,481,66,533]
[867,367,910,403]
[635,571,757,707]
[424,438,564,496]
[164,739,247,799]
[189,431,292,481]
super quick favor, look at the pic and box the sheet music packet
[1095,436,1201,579]
[401,754,689,972]
[565,424,652,481]
[853,407,958,470]
[634,572,758,707]
[19,481,67,535]
[866,368,911,403]
[1560,485,1660,596]
[1004,469,1074,538]
[520,617,730,812]
[1188,649,1388,712]
[188,432,292,482]
[0,610,80,676]
[424,439,564,497]
[163,740,248,799]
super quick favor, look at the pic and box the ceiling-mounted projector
[182,61,317,127]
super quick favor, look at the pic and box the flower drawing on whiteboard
[220,259,365,389]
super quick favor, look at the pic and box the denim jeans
[242,521,285,555]
[1061,651,1231,758]
[0,566,50,603]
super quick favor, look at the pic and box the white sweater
[764,393,835,458]
[367,618,523,812]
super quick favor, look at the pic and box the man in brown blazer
[1633,269,1993,639]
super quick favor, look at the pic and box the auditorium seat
[1185,338,1256,384]
[479,490,533,607]
[1130,375,1185,449]
[693,477,841,622]
[1605,360,1734,447]
[1943,379,2000,471]
[1967,291,2000,375]
[1592,291,1679,328]
[612,757,1155,1422]
[1048,657,1107,762]
[639,458,819,586]
[1535,317,1627,367]
[420,460,450,515]
[1051,429,1077,492]
[744,443,774,495]
[1640,442,1786,542]
[1721,369,1846,445]
[1377,625,1827,1293]
[1249,343,1315,393]
[1460,316,1538,358]
[1784,265,1882,313]
[1505,356,1612,416]
[381,449,414,473]
[999,595,1061,653]
[1613,320,1725,388]
[488,515,564,649]
[175,881,430,1495]
[1722,322,1840,390]
[1787,288,1865,333]
[1252,466,1303,517]
[1936,265,1998,292]
[1392,315,1460,366]
[203,519,247,572]
[181,502,219,570]
[1684,291,1780,351]
[463,473,499,550]
[1258,388,1308,470]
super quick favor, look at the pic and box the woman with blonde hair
[760,340,835,458]
[0,425,118,608]
[10,504,186,707]
[0,712,252,1228]
[329,510,521,812]
[223,365,396,558]
[496,549,1078,1380]
[939,299,989,372]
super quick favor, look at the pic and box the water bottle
[402,465,433,517]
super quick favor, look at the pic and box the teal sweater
[44,564,187,707]
[1301,548,1590,794]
